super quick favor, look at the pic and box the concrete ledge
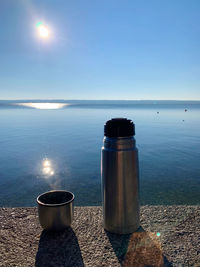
[0,206,199,266]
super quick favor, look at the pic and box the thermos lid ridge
[104,118,135,137]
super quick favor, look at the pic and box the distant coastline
[0,99,200,103]
[1,99,200,110]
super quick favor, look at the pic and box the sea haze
[0,100,200,206]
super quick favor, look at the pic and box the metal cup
[37,190,75,231]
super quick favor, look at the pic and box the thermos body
[101,119,140,234]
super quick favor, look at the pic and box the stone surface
[0,206,199,266]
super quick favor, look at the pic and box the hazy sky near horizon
[0,0,200,100]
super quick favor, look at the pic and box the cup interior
[37,190,74,206]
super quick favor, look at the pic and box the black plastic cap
[104,118,135,137]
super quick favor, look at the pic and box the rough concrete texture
[0,206,199,267]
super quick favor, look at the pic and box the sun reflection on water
[16,103,69,109]
[42,159,54,176]
[40,158,62,189]
[43,160,50,167]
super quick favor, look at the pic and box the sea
[0,100,200,207]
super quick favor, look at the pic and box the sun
[36,22,50,39]
[38,25,49,38]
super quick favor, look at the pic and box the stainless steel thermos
[101,118,140,234]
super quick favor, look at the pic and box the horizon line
[1,99,200,101]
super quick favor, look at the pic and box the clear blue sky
[0,0,200,100]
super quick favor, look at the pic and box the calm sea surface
[0,100,200,206]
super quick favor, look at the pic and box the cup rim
[37,190,75,207]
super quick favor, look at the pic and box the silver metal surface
[37,190,74,231]
[101,136,140,234]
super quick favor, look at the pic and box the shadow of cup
[35,227,84,267]
[37,190,75,231]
